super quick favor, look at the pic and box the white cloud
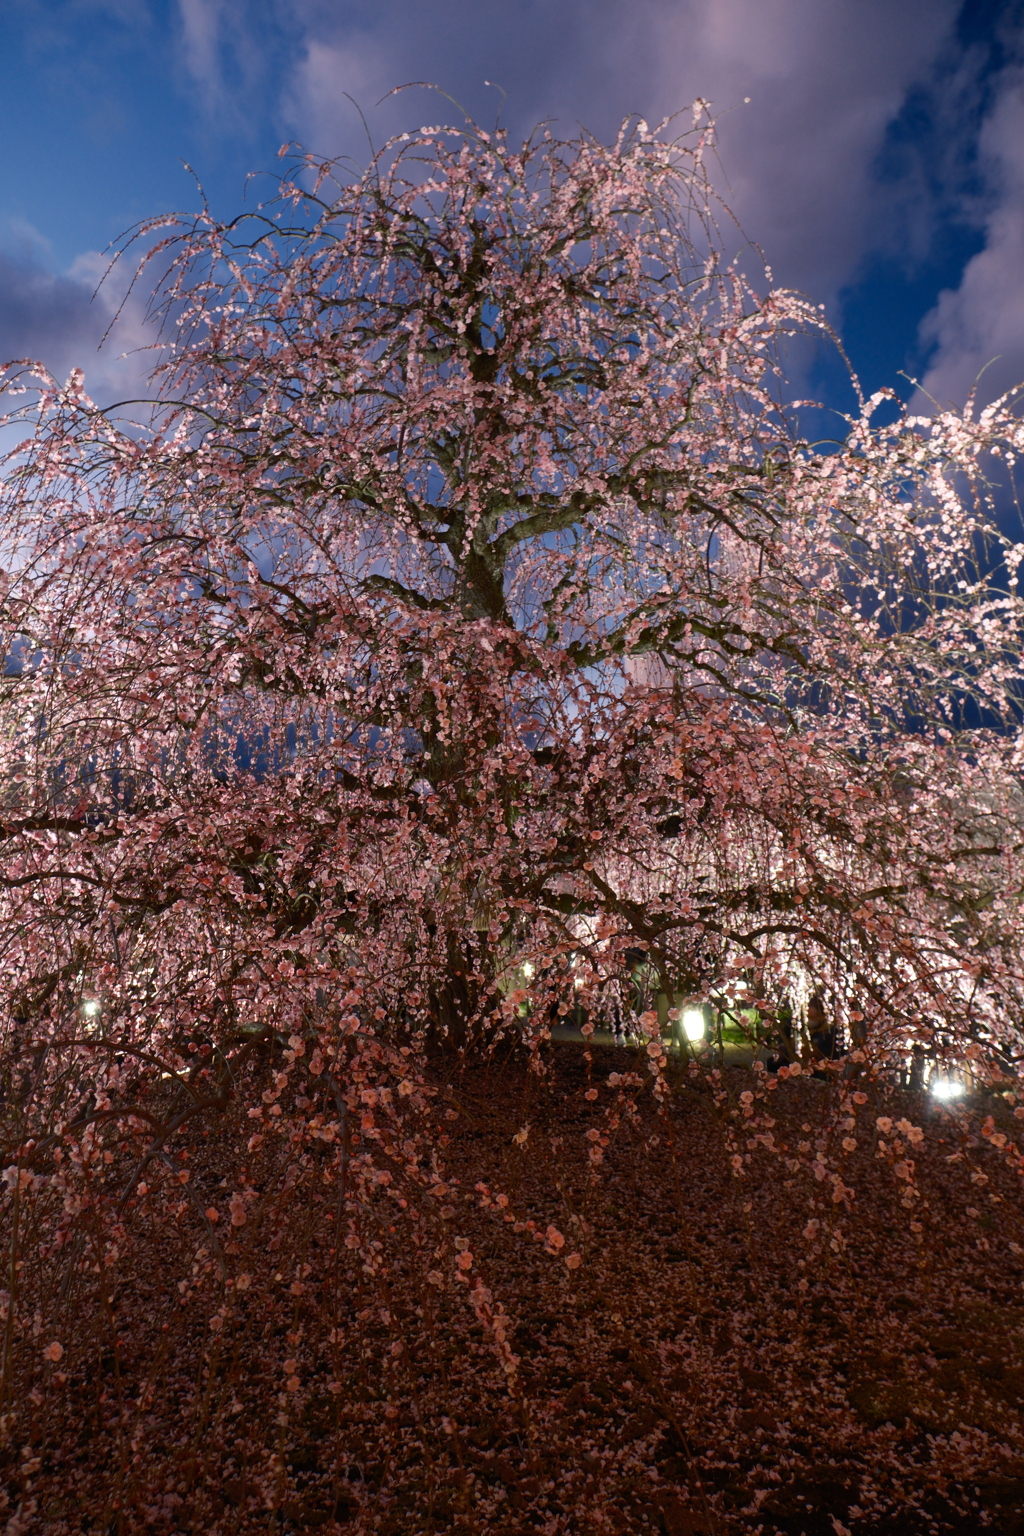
[174,0,271,130]
[916,69,1024,411]
[178,0,227,103]
[0,243,159,410]
[284,34,398,163]
[664,0,958,298]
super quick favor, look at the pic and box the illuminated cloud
[279,0,958,303]
[916,67,1024,410]
[2,0,1021,415]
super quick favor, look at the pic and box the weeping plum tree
[3,110,1024,1525]
[3,111,1024,1067]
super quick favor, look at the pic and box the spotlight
[930,1077,963,1100]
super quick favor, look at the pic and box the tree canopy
[2,113,1024,1063]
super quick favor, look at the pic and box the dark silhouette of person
[605,948,650,1043]
[766,998,796,1073]
[808,994,840,1078]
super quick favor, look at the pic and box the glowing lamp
[522,962,535,979]
[681,1008,705,1043]
[930,1077,963,1101]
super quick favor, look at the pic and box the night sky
[1,0,1022,420]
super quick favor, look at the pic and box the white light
[573,975,584,990]
[82,1000,101,1017]
[930,1077,964,1101]
[522,962,535,979]
[681,1008,705,1042]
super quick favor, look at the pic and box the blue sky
[2,0,1023,416]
